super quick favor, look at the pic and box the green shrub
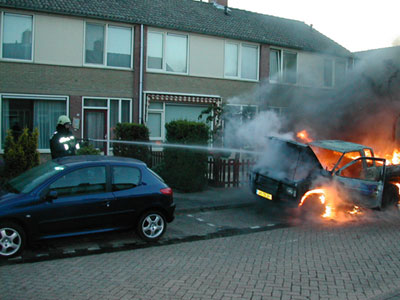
[3,128,40,179]
[158,120,209,192]
[112,123,151,165]
[77,141,101,155]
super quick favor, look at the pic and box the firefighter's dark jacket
[50,125,78,159]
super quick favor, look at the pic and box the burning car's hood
[255,137,323,182]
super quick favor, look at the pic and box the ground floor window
[1,94,68,150]
[147,102,210,141]
[82,97,132,155]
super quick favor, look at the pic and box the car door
[34,165,113,236]
[333,157,386,208]
[109,165,152,227]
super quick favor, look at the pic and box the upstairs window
[147,32,188,74]
[85,23,133,68]
[269,49,297,84]
[224,42,259,80]
[324,59,346,87]
[1,13,33,61]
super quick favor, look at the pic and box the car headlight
[284,186,297,197]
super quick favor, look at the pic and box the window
[224,104,258,124]
[109,99,132,139]
[1,95,67,150]
[85,23,132,68]
[1,13,33,60]
[224,42,259,80]
[147,32,188,73]
[324,59,334,87]
[112,166,141,191]
[147,102,210,141]
[269,49,297,84]
[324,59,347,87]
[49,166,106,197]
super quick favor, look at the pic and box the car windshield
[8,161,67,194]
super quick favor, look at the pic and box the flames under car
[250,137,400,211]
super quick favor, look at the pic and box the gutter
[139,24,144,124]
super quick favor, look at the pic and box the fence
[151,151,255,188]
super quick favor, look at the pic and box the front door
[84,109,107,154]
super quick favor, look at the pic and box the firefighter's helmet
[57,115,71,125]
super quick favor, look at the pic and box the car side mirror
[47,190,58,201]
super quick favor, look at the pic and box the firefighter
[50,115,80,159]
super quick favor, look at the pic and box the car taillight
[160,187,173,196]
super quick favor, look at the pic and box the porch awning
[146,93,221,105]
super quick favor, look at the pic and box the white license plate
[256,189,272,200]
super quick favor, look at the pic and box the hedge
[157,120,209,192]
[112,123,151,165]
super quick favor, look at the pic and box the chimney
[209,0,228,7]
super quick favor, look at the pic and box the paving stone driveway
[1,212,400,300]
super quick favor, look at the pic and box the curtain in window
[282,52,297,84]
[324,59,333,87]
[269,50,280,81]
[33,100,66,149]
[165,34,187,73]
[85,111,105,150]
[225,43,238,77]
[165,104,209,124]
[107,26,132,68]
[148,113,162,138]
[147,32,163,69]
[85,24,104,64]
[3,14,33,60]
[1,100,10,147]
[241,45,258,80]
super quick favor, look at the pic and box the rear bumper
[165,203,176,222]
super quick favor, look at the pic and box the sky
[228,0,400,52]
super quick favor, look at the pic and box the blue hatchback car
[0,155,175,257]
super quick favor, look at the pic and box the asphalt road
[2,201,400,299]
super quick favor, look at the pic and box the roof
[309,140,372,153]
[0,0,351,57]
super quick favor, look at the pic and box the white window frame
[269,48,298,85]
[146,31,189,75]
[324,58,347,88]
[83,21,134,70]
[224,41,259,81]
[0,12,35,62]
[224,104,258,124]
[0,93,69,153]
[147,103,165,141]
[81,97,132,154]
[324,58,334,87]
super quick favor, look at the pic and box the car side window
[49,166,106,197]
[338,158,382,181]
[112,166,141,191]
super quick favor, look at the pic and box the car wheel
[0,222,26,258]
[381,184,399,210]
[137,211,166,242]
[299,195,325,218]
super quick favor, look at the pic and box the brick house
[0,0,352,155]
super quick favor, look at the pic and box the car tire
[381,184,399,210]
[137,211,166,242]
[299,195,326,218]
[0,222,26,258]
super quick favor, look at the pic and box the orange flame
[296,130,313,143]
[299,188,362,219]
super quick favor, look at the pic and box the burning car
[249,137,400,216]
